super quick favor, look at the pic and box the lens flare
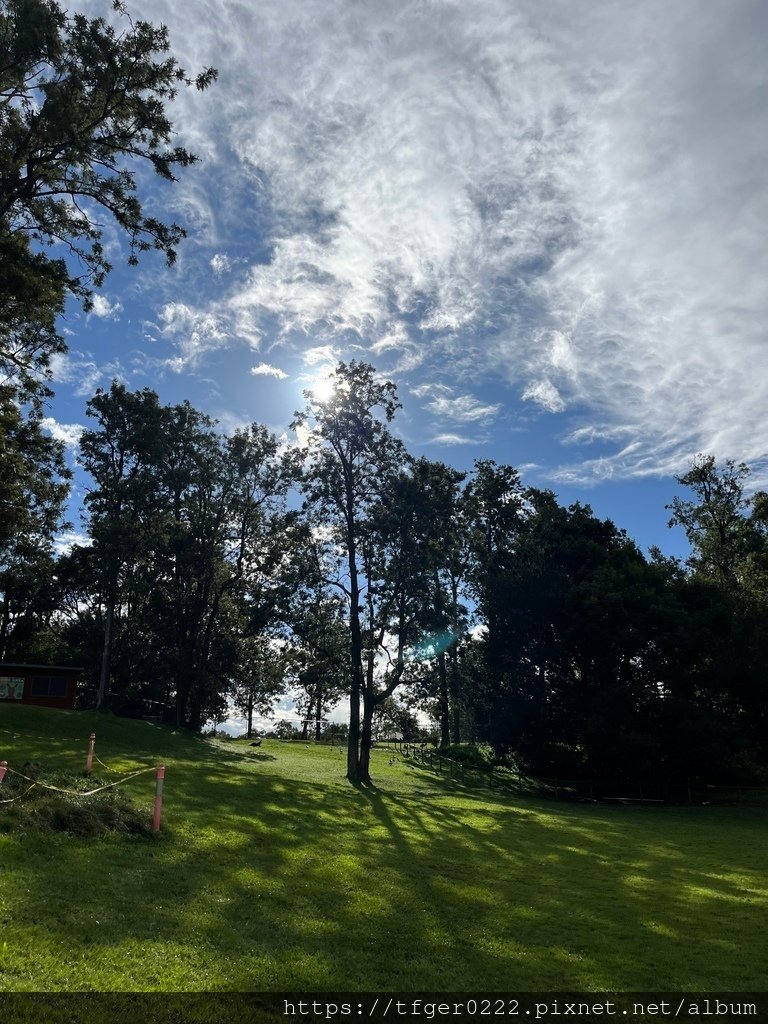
[405,631,456,662]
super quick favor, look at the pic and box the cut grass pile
[1,705,767,992]
[0,763,155,839]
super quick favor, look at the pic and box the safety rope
[1,782,37,805]
[93,753,147,775]
[1,764,156,799]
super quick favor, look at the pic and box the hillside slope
[1,706,766,991]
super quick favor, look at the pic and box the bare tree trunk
[315,687,323,741]
[96,595,114,711]
[452,702,461,745]
[0,598,11,661]
[301,693,313,740]
[438,650,450,747]
[348,673,361,780]
[246,690,254,739]
[346,521,364,782]
[175,649,193,727]
[358,694,374,782]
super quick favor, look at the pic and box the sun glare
[310,374,336,403]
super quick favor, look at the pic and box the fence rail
[399,744,768,806]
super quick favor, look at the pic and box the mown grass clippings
[0,765,156,838]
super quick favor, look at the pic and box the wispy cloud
[210,253,232,277]
[157,302,233,371]
[303,345,339,367]
[110,0,768,482]
[522,380,565,414]
[430,433,479,446]
[49,352,127,398]
[251,362,288,379]
[428,394,501,424]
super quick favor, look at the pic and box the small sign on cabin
[0,664,81,709]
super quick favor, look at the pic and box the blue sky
[44,0,768,563]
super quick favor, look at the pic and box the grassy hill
[1,705,766,992]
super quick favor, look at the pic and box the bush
[440,743,495,768]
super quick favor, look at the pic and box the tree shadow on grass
[3,741,767,993]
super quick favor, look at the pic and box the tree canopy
[1,372,759,789]
[0,0,216,393]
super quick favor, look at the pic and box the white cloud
[562,424,636,447]
[428,394,501,423]
[53,530,92,556]
[430,433,478,446]
[103,0,768,481]
[89,294,123,319]
[48,352,127,397]
[410,383,452,400]
[521,379,566,414]
[41,417,84,450]
[251,362,288,379]
[210,253,232,276]
[158,302,231,371]
[303,345,339,366]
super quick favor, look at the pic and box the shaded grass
[1,705,767,991]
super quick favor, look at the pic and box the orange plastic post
[0,761,7,783]
[85,733,96,775]
[153,765,166,832]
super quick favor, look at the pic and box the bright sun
[310,374,336,403]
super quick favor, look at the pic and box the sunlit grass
[1,705,766,991]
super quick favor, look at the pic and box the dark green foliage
[0,387,69,659]
[63,382,289,726]
[0,0,215,393]
[438,742,494,768]
[470,458,768,786]
[6,360,768,791]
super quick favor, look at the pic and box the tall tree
[291,361,406,782]
[0,386,69,658]
[231,634,287,740]
[409,458,471,745]
[78,385,288,723]
[79,382,170,709]
[667,455,753,588]
[0,0,216,393]
[282,547,349,742]
[157,409,286,728]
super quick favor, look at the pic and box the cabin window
[30,677,68,697]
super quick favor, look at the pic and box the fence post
[85,733,96,775]
[153,765,166,832]
[0,761,6,783]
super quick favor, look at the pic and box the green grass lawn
[1,705,767,992]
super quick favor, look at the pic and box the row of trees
[2,1,766,786]
[3,362,768,785]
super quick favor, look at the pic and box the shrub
[440,743,495,768]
